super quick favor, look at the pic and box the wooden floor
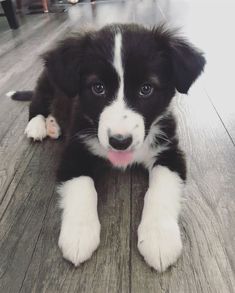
[0,1,235,292]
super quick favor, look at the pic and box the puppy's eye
[139,84,153,97]
[92,82,106,96]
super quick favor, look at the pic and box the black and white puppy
[18,24,205,272]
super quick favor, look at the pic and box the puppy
[14,24,205,272]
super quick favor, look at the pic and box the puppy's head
[44,24,205,167]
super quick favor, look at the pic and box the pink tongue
[108,150,133,167]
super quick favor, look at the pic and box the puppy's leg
[138,148,186,272]
[58,176,100,266]
[57,143,101,266]
[25,70,54,141]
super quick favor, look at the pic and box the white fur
[98,32,145,151]
[133,121,169,169]
[24,114,47,141]
[6,90,16,97]
[98,100,145,150]
[82,136,108,159]
[113,33,124,103]
[138,166,183,272]
[133,111,175,169]
[58,176,100,266]
[83,112,171,170]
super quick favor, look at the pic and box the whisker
[70,127,98,142]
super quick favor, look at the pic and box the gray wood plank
[18,169,131,293]
[0,15,52,57]
[0,16,69,84]
[131,84,235,293]
[0,108,32,209]
[0,140,61,293]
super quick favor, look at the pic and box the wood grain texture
[0,140,61,293]
[16,169,131,293]
[131,86,235,293]
[0,0,234,292]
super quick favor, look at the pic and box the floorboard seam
[18,187,56,293]
[0,18,51,59]
[203,86,235,147]
[0,145,37,222]
[0,104,27,142]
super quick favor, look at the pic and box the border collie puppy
[13,24,205,272]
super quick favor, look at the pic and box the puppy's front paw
[137,218,182,272]
[24,115,47,141]
[58,219,101,266]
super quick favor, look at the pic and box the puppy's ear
[154,26,206,94]
[43,36,85,97]
[169,37,206,93]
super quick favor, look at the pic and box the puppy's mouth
[107,149,133,167]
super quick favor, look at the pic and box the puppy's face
[45,24,205,167]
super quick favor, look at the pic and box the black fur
[151,113,186,180]
[57,138,108,182]
[29,71,55,120]
[11,91,33,101]
[154,147,186,181]
[16,23,205,183]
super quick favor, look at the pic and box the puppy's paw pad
[25,115,47,141]
[138,219,182,272]
[46,115,61,139]
[59,220,100,266]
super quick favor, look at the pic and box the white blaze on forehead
[97,31,145,152]
[113,33,124,103]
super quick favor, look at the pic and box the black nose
[109,134,132,150]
